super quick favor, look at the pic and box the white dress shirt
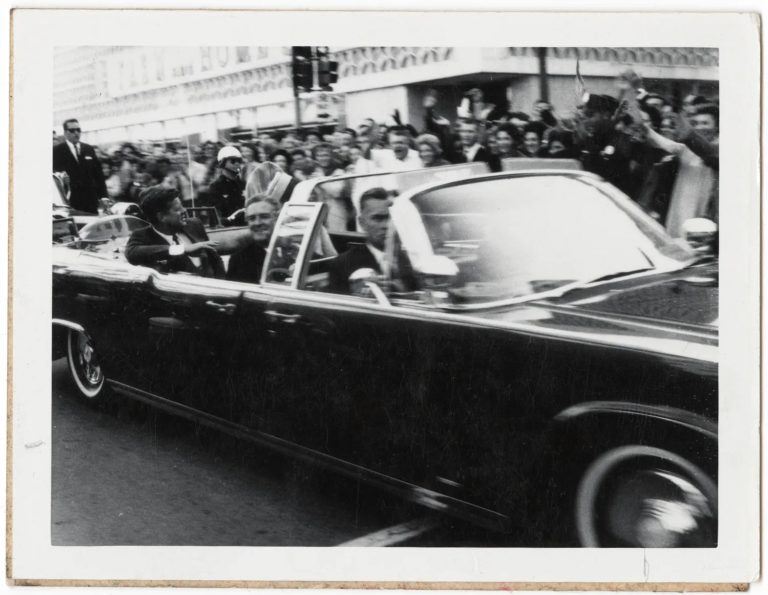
[370,148,422,172]
[154,228,201,268]
[66,140,80,162]
[463,143,482,162]
[366,243,389,277]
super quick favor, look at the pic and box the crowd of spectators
[56,68,719,240]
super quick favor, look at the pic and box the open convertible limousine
[52,167,718,547]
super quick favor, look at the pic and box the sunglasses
[67,128,82,133]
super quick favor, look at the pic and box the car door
[239,203,438,488]
[234,202,335,438]
[112,271,250,419]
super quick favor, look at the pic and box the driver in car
[226,195,279,284]
[125,185,225,278]
[327,187,392,294]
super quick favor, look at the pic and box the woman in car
[416,133,451,168]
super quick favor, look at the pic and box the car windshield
[306,163,489,232]
[408,175,694,304]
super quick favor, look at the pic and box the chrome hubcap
[604,468,715,547]
[76,335,102,387]
[576,446,717,548]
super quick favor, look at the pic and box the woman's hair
[546,128,574,150]
[495,122,521,142]
[415,133,443,156]
[271,148,293,168]
[523,121,545,139]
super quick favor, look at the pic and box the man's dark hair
[289,148,307,159]
[62,118,79,131]
[138,185,180,224]
[457,118,480,129]
[387,125,410,137]
[640,105,662,130]
[343,128,357,139]
[359,187,390,212]
[694,103,719,126]
[245,193,280,210]
[686,94,708,106]
[547,128,574,149]
[508,111,531,122]
[643,93,669,106]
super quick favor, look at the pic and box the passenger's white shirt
[371,148,422,172]
[463,143,482,162]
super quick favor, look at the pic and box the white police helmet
[217,146,243,163]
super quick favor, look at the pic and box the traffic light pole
[294,87,302,130]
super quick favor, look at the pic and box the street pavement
[52,358,511,547]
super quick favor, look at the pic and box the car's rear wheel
[66,329,106,400]
[575,445,717,547]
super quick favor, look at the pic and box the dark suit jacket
[327,243,381,294]
[125,218,225,278]
[53,141,107,214]
[226,242,267,284]
[456,146,501,172]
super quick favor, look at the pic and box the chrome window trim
[260,202,326,289]
[240,283,717,365]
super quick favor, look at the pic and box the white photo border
[9,9,761,586]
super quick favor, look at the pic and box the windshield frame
[390,170,698,311]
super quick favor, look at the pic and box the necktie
[75,144,80,160]
[172,234,180,245]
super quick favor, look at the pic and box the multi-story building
[53,46,719,146]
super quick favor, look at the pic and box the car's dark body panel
[52,251,717,536]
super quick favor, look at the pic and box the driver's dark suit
[327,244,381,294]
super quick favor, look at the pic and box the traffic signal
[291,46,313,93]
[318,60,339,91]
[315,46,339,92]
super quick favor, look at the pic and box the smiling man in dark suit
[327,187,392,294]
[456,118,500,172]
[125,185,225,278]
[52,118,108,214]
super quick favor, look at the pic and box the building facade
[53,46,719,146]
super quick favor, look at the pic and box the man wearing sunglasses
[53,118,108,214]
[208,145,246,226]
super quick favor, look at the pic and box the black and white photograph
[9,8,760,588]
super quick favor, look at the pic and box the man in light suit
[125,185,225,279]
[52,118,108,214]
[327,187,392,294]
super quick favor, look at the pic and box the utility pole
[536,47,549,102]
